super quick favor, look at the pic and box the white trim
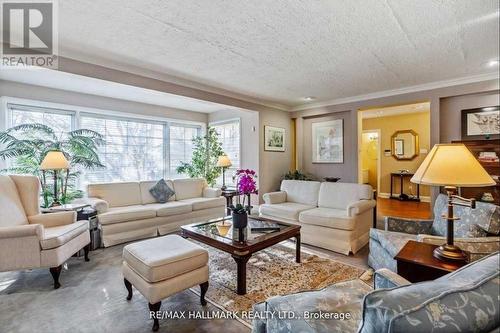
[0,96,206,128]
[378,192,431,203]
[291,72,499,111]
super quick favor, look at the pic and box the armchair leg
[124,278,133,300]
[49,265,62,289]
[84,244,90,262]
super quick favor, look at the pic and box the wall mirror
[391,130,419,160]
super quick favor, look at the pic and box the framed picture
[461,106,500,140]
[394,139,404,156]
[264,126,285,152]
[312,119,344,163]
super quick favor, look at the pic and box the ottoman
[122,235,209,331]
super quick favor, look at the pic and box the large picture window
[211,119,240,186]
[4,102,203,187]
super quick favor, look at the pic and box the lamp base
[221,185,227,191]
[433,244,468,262]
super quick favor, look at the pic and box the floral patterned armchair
[368,194,500,272]
[253,252,499,333]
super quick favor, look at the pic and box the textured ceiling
[58,0,500,108]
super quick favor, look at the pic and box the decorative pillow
[149,179,175,203]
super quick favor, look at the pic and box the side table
[394,240,467,283]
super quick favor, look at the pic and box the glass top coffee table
[181,216,301,295]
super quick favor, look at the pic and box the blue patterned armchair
[368,194,500,272]
[252,252,499,333]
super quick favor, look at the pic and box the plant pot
[232,211,248,229]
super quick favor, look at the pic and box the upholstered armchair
[0,175,90,289]
[253,252,499,333]
[369,194,500,272]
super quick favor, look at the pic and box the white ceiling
[360,102,430,119]
[0,67,238,113]
[56,0,500,109]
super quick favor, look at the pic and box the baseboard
[379,192,430,203]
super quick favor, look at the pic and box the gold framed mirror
[391,130,419,160]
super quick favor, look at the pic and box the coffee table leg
[232,255,250,295]
[295,234,301,263]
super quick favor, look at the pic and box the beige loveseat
[83,178,225,247]
[0,175,90,289]
[259,180,375,255]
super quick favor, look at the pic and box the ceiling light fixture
[303,96,316,101]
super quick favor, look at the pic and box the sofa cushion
[98,205,157,225]
[299,207,355,230]
[359,252,500,333]
[180,197,225,211]
[318,182,373,210]
[0,175,28,227]
[88,182,141,207]
[123,234,208,283]
[260,202,315,221]
[280,180,321,206]
[151,201,193,217]
[140,180,176,204]
[40,220,89,250]
[369,229,416,258]
[173,178,207,200]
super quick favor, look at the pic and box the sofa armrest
[28,211,76,228]
[374,268,411,289]
[73,197,109,213]
[0,224,44,239]
[384,216,434,235]
[203,187,222,198]
[417,234,500,262]
[347,199,376,217]
[262,191,287,204]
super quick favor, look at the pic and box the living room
[0,1,499,333]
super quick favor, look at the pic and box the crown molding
[290,72,500,112]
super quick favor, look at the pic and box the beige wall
[259,109,292,200]
[362,112,431,197]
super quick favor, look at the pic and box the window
[169,124,201,177]
[211,119,240,186]
[80,114,166,184]
[5,102,203,188]
[9,104,74,138]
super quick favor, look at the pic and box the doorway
[360,130,380,194]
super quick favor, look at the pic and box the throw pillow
[149,179,175,203]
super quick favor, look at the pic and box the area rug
[190,242,367,326]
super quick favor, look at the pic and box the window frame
[209,117,242,187]
[0,96,206,183]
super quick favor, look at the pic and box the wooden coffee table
[181,216,301,295]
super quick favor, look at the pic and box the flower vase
[232,211,248,242]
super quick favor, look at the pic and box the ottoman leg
[200,281,209,306]
[49,265,62,289]
[148,301,161,332]
[124,278,133,300]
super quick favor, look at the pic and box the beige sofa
[259,180,375,255]
[83,178,225,247]
[0,175,90,289]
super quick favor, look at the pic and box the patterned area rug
[190,242,367,326]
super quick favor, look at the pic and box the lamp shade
[216,155,232,168]
[40,151,70,170]
[411,144,495,187]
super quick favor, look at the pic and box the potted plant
[229,169,258,241]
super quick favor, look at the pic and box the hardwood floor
[375,197,431,229]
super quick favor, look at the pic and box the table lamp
[411,143,496,262]
[216,154,232,190]
[40,151,70,207]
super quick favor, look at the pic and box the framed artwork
[264,126,285,152]
[312,119,344,163]
[461,106,500,140]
